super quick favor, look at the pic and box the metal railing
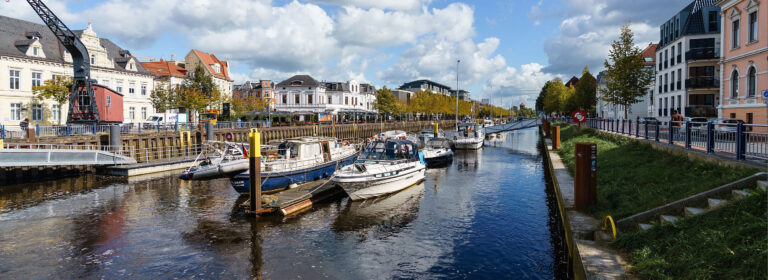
[555,117,768,163]
[0,120,273,139]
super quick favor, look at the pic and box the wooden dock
[241,179,344,216]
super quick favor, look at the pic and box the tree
[232,96,268,120]
[543,78,570,115]
[536,80,553,113]
[149,82,178,122]
[601,24,654,119]
[33,75,71,125]
[178,65,223,122]
[177,87,209,121]
[574,66,597,115]
[375,87,402,115]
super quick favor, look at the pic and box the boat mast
[456,59,460,127]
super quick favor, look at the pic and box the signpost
[572,110,587,131]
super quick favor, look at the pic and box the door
[321,141,331,162]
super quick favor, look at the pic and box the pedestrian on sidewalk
[671,110,684,140]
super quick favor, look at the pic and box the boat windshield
[426,139,448,149]
[359,140,417,160]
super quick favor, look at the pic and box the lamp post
[456,59,460,127]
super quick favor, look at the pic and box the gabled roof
[140,61,187,78]
[276,75,323,87]
[191,49,231,81]
[0,15,149,74]
[325,82,350,91]
[565,76,580,87]
[640,43,658,66]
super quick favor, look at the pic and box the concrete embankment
[540,127,628,279]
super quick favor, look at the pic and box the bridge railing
[548,117,768,163]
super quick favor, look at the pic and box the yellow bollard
[0,139,3,150]
[433,122,439,138]
[248,128,262,214]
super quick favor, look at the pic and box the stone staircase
[613,173,768,233]
[636,180,766,231]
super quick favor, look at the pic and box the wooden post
[552,126,560,150]
[574,142,597,211]
[248,129,262,214]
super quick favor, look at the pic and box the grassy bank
[553,124,758,219]
[613,190,767,279]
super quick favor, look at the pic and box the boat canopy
[359,139,419,160]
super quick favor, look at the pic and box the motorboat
[417,128,445,147]
[179,141,249,180]
[374,130,420,144]
[229,137,358,194]
[332,139,426,201]
[451,121,485,150]
[421,138,453,168]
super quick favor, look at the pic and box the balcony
[685,47,719,61]
[685,105,717,117]
[685,77,719,89]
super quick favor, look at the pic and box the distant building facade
[184,49,233,96]
[0,16,155,124]
[274,75,377,114]
[391,89,413,104]
[233,80,276,109]
[656,0,722,120]
[716,0,766,125]
[399,79,453,95]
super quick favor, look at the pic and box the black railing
[685,47,718,60]
[685,77,719,89]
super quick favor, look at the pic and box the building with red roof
[185,49,233,96]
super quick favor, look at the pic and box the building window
[31,72,42,88]
[732,19,740,48]
[282,95,287,104]
[671,71,675,90]
[116,81,123,93]
[328,96,332,104]
[10,103,22,120]
[294,94,300,104]
[129,82,135,95]
[141,107,147,120]
[671,46,675,65]
[107,96,111,108]
[9,70,20,90]
[708,11,718,31]
[677,69,682,90]
[747,67,756,97]
[731,70,739,98]
[31,104,43,121]
[141,83,147,95]
[308,95,313,104]
[129,107,135,120]
[33,47,38,56]
[102,79,109,87]
[52,104,60,122]
[345,96,348,105]
[748,12,758,43]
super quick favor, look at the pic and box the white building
[0,16,155,125]
[655,0,721,120]
[274,75,377,115]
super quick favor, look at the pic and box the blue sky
[0,0,690,107]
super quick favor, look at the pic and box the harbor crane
[24,0,100,123]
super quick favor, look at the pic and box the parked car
[640,117,659,124]
[681,117,709,131]
[709,118,744,132]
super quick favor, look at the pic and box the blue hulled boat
[230,137,358,194]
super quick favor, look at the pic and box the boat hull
[334,166,426,201]
[179,159,249,180]
[424,153,453,168]
[452,140,483,150]
[230,153,358,194]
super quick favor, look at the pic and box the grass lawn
[553,124,759,219]
[613,190,767,279]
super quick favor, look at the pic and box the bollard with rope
[602,216,617,241]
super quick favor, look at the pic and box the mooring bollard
[248,128,262,214]
[552,126,561,150]
[109,125,121,152]
[205,122,214,141]
[433,122,439,138]
[574,142,597,211]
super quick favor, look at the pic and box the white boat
[417,128,445,147]
[179,141,250,180]
[332,139,426,201]
[374,130,420,144]
[451,121,485,150]
[422,138,453,167]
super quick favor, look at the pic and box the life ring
[225,132,234,141]
[342,140,350,146]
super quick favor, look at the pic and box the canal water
[0,127,565,279]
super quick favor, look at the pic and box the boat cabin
[274,137,338,162]
[456,123,482,138]
[359,139,419,161]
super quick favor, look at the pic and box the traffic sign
[762,89,768,98]
[572,110,587,123]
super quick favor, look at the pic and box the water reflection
[0,128,563,279]
[332,182,425,237]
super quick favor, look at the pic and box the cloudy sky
[0,0,690,107]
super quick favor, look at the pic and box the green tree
[574,66,597,115]
[601,24,653,119]
[536,80,553,113]
[149,82,178,122]
[543,78,569,115]
[33,75,71,125]
[375,87,402,115]
[179,65,223,122]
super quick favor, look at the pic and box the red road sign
[572,110,587,123]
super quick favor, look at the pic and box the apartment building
[0,16,155,125]
[716,0,767,125]
[233,80,276,109]
[656,0,722,120]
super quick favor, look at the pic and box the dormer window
[291,80,303,86]
[33,47,38,56]
[212,63,221,74]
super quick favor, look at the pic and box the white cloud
[334,3,474,47]
[484,63,555,107]
[310,0,430,11]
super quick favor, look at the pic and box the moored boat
[422,138,453,167]
[332,139,426,200]
[451,121,484,150]
[179,141,250,180]
[230,137,358,194]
